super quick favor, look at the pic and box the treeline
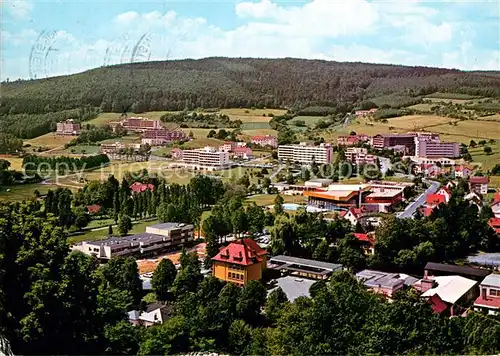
[0,133,22,154]
[0,106,99,139]
[68,125,124,146]
[0,159,41,185]
[160,111,241,129]
[23,154,110,173]
[2,58,500,118]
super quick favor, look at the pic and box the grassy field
[468,143,500,171]
[245,194,306,206]
[218,108,286,118]
[430,121,500,141]
[490,176,500,189]
[61,145,101,154]
[4,157,24,171]
[0,182,62,201]
[25,133,75,149]
[69,218,160,244]
[289,116,324,128]
[424,92,481,101]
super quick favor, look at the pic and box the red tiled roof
[470,176,489,184]
[130,182,154,193]
[455,166,471,172]
[353,233,375,245]
[87,204,101,214]
[426,194,446,205]
[474,295,500,309]
[428,294,448,314]
[212,239,268,266]
[492,193,500,206]
[438,186,452,196]
[489,218,500,228]
[421,207,435,217]
[233,147,252,153]
[251,135,275,140]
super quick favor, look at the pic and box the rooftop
[421,275,477,304]
[470,176,489,184]
[85,233,165,247]
[355,269,405,289]
[473,295,500,309]
[425,262,491,278]
[481,273,500,287]
[269,255,342,273]
[212,239,267,266]
[269,276,315,302]
[306,178,334,184]
[426,194,446,205]
[149,222,194,230]
[367,190,402,198]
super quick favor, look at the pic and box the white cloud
[1,28,37,45]
[6,0,33,20]
[114,11,139,25]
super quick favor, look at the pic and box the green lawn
[0,182,60,201]
[69,218,159,244]
[62,145,101,154]
[87,112,177,126]
[245,194,306,206]
[289,116,324,128]
[469,143,500,171]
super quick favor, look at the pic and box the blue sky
[1,0,499,80]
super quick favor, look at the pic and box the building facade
[470,176,489,194]
[179,146,231,170]
[141,129,186,146]
[278,143,333,164]
[345,147,378,165]
[415,137,460,158]
[251,135,277,148]
[337,134,371,146]
[56,120,81,135]
[113,117,162,133]
[372,134,417,154]
[212,239,268,285]
[473,274,500,315]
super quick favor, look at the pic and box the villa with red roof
[130,182,154,193]
[436,187,452,202]
[212,239,268,285]
[340,207,366,226]
[426,194,446,207]
[251,135,277,148]
[354,233,376,255]
[469,176,489,195]
[454,166,472,179]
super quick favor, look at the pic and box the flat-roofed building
[56,119,81,135]
[346,147,378,165]
[305,184,371,210]
[278,143,333,164]
[75,222,194,261]
[356,269,417,298]
[304,178,333,188]
[372,133,417,154]
[415,137,460,158]
[251,135,277,148]
[424,262,490,282]
[141,129,186,146]
[268,255,342,280]
[112,117,162,133]
[180,146,231,170]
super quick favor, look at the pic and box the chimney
[420,278,436,293]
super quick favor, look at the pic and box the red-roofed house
[492,193,500,218]
[130,182,154,193]
[470,176,489,194]
[454,166,472,179]
[251,135,277,148]
[436,187,452,202]
[87,204,102,215]
[428,294,449,314]
[420,207,435,217]
[489,218,500,234]
[354,233,376,255]
[212,239,268,285]
[473,274,500,315]
[426,194,446,207]
[340,207,365,226]
[233,146,253,159]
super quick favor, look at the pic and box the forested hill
[2,57,500,114]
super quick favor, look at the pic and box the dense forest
[2,58,500,118]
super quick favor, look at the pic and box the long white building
[415,137,460,158]
[177,146,231,170]
[278,143,333,164]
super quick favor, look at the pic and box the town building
[372,133,417,154]
[355,269,418,298]
[345,147,378,166]
[233,146,253,159]
[211,239,268,285]
[426,194,447,207]
[112,117,162,133]
[175,146,231,170]
[251,135,277,148]
[424,262,490,282]
[220,141,238,152]
[269,276,315,302]
[491,193,500,218]
[56,119,81,135]
[130,182,154,193]
[489,218,500,234]
[420,275,478,316]
[464,191,483,211]
[473,274,500,315]
[337,134,371,146]
[436,186,453,202]
[141,129,186,146]
[354,108,377,117]
[304,178,333,188]
[340,207,366,225]
[268,255,342,280]
[100,142,141,154]
[278,143,333,164]
[128,303,171,326]
[414,137,460,158]
[454,166,473,179]
[469,176,489,195]
[353,233,376,255]
[74,222,194,260]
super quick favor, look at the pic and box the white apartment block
[415,137,460,158]
[278,143,333,164]
[181,146,230,169]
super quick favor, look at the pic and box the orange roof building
[212,239,268,285]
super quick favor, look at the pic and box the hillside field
[25,133,75,149]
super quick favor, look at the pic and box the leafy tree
[151,258,177,301]
[236,280,267,325]
[274,194,284,215]
[246,203,265,234]
[265,287,289,324]
[99,257,143,305]
[228,319,253,355]
[108,225,113,236]
[74,206,90,230]
[484,145,493,155]
[117,214,132,236]
[104,321,143,355]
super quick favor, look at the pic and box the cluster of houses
[109,117,187,146]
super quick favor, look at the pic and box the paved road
[397,180,440,219]
[270,164,285,180]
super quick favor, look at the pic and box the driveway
[397,180,440,219]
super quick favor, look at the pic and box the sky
[1,0,499,80]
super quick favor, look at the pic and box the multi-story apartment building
[469,176,489,195]
[473,274,500,315]
[180,146,230,169]
[251,135,278,148]
[278,143,333,164]
[56,119,81,135]
[112,117,162,133]
[75,222,194,261]
[141,129,186,146]
[415,137,460,158]
[220,141,237,152]
[372,133,417,154]
[337,134,371,146]
[212,239,268,286]
[345,147,378,165]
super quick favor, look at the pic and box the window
[490,289,499,297]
